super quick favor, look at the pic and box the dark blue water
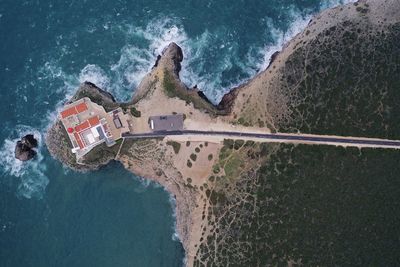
[0,1,353,266]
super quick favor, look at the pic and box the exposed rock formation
[15,134,38,161]
[45,0,400,265]
[229,0,400,138]
[191,0,400,266]
[46,82,121,171]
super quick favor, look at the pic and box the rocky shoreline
[46,42,229,171]
[15,134,38,161]
[45,0,400,265]
[45,42,231,261]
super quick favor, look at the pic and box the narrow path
[122,130,400,149]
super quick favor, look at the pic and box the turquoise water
[0,1,352,266]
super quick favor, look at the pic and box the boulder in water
[15,134,38,161]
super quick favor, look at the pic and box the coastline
[44,0,400,265]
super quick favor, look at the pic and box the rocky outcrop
[45,82,121,171]
[133,42,221,115]
[217,88,239,114]
[160,42,184,76]
[44,0,400,266]
[15,134,38,161]
[70,81,119,112]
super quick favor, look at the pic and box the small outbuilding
[149,114,184,132]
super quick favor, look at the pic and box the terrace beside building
[59,97,132,158]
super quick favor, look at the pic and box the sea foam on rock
[14,134,38,161]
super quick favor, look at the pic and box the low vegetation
[81,141,121,165]
[187,160,193,168]
[130,107,141,117]
[162,69,220,115]
[190,153,197,162]
[194,144,400,266]
[277,20,400,139]
[166,141,181,154]
[194,12,400,266]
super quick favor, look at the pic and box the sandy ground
[228,0,390,130]
[165,138,222,265]
[116,2,400,265]
[116,136,221,266]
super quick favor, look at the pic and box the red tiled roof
[74,132,85,149]
[60,106,77,119]
[60,102,88,119]
[74,121,90,132]
[88,116,100,127]
[75,102,88,113]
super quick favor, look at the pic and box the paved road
[122,130,400,149]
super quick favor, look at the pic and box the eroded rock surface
[15,134,38,161]
[45,1,400,266]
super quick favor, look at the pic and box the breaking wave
[168,193,180,242]
[0,126,49,199]
[38,0,357,105]
[109,19,189,100]
[79,64,111,91]
[11,0,357,200]
[256,0,357,71]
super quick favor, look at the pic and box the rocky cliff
[45,0,400,266]
[229,0,400,138]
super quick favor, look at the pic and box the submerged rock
[15,134,38,161]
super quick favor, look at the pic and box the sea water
[0,1,353,266]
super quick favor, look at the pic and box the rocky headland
[46,0,400,266]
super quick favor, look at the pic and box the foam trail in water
[39,0,359,104]
[167,193,180,242]
[109,19,189,101]
[0,126,49,199]
[256,13,311,72]
[39,60,79,103]
[257,0,357,72]
[79,64,110,90]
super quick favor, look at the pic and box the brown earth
[45,0,400,266]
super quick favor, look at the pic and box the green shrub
[234,140,245,150]
[130,107,141,117]
[223,139,234,149]
[166,141,181,154]
[213,165,220,174]
[187,160,192,168]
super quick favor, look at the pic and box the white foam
[79,64,110,90]
[109,18,189,101]
[257,12,311,72]
[180,1,358,103]
[38,60,79,102]
[167,192,181,242]
[256,0,357,76]
[322,0,357,9]
[110,45,154,99]
[0,126,49,199]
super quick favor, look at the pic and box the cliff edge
[45,0,400,266]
